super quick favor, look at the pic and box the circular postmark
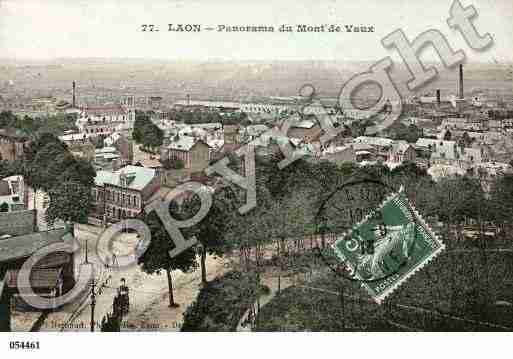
[314,174,420,284]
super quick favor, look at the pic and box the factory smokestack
[436,89,441,105]
[458,64,464,100]
[72,81,76,108]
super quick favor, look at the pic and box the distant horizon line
[0,56,512,65]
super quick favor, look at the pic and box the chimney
[436,89,441,105]
[72,81,76,108]
[458,64,464,99]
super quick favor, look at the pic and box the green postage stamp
[332,187,445,304]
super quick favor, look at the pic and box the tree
[182,190,231,285]
[132,112,163,150]
[489,173,513,226]
[428,175,485,225]
[0,159,25,180]
[394,123,421,143]
[24,133,67,162]
[0,111,17,129]
[390,161,428,180]
[59,157,96,188]
[0,112,77,139]
[24,134,96,210]
[266,191,314,293]
[45,181,94,231]
[138,205,198,307]
[24,141,72,209]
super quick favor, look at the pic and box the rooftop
[292,119,316,129]
[83,105,127,115]
[94,165,156,191]
[416,138,456,149]
[166,135,196,151]
[354,136,394,148]
[0,227,72,263]
[391,140,411,154]
[95,146,118,154]
[59,133,90,142]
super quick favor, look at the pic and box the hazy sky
[0,0,512,62]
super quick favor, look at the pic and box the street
[34,225,228,331]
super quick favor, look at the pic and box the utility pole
[89,275,112,332]
[90,280,96,332]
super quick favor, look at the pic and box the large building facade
[0,133,29,161]
[161,136,211,172]
[92,165,160,222]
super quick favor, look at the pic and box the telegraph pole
[90,280,96,332]
[89,275,112,332]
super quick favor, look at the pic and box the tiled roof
[352,143,375,152]
[391,140,411,154]
[166,136,211,152]
[95,165,156,191]
[166,135,196,151]
[354,136,394,148]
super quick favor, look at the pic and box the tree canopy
[132,111,164,149]
[138,203,198,306]
[46,181,94,227]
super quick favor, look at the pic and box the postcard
[0,0,511,358]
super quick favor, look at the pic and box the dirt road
[35,225,228,332]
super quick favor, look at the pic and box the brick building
[76,103,136,138]
[92,165,160,222]
[388,141,417,164]
[0,132,29,161]
[161,135,211,172]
